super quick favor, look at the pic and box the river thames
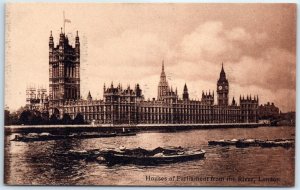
[4,126,294,186]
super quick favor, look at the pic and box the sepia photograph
[4,3,296,186]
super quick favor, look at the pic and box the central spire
[160,60,166,80]
[157,60,169,100]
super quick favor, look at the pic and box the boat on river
[58,149,102,161]
[208,138,294,148]
[77,132,117,138]
[116,132,136,136]
[101,147,206,165]
[11,133,66,142]
[208,139,238,146]
[11,132,117,142]
[259,139,295,148]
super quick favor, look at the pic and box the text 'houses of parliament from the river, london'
[28,28,260,124]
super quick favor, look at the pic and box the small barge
[11,132,118,142]
[101,147,206,165]
[208,138,294,148]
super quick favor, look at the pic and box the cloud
[179,21,269,63]
[230,47,296,91]
[80,29,174,99]
[169,21,295,111]
[180,21,232,62]
[91,29,170,68]
[225,27,251,41]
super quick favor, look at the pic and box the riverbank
[4,123,270,134]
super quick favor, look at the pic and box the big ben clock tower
[217,63,229,106]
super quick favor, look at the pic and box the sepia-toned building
[48,28,80,117]
[258,102,280,119]
[25,86,49,112]
[33,30,260,124]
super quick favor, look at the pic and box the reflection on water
[5,126,295,186]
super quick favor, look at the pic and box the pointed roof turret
[158,60,169,100]
[184,83,188,92]
[75,30,80,46]
[183,83,189,100]
[232,97,236,106]
[49,31,54,47]
[218,62,228,83]
[87,91,92,101]
[158,60,168,84]
[221,62,224,72]
[59,27,65,44]
[160,60,166,78]
[135,83,142,97]
[220,62,226,77]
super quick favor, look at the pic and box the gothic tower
[157,61,169,100]
[49,29,80,116]
[217,63,229,106]
[183,83,189,100]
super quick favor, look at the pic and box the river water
[4,126,295,186]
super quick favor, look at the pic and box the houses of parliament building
[28,29,259,124]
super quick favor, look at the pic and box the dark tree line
[5,109,86,125]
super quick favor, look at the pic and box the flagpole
[63,11,65,34]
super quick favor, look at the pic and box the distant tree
[19,110,34,125]
[18,109,46,125]
[73,113,85,124]
[31,110,43,125]
[6,107,49,125]
[9,111,20,125]
[41,112,50,124]
[62,113,72,124]
[4,109,11,125]
[49,114,59,125]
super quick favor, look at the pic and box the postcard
[4,3,296,186]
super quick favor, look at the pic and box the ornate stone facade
[25,86,49,112]
[47,29,259,124]
[49,29,80,117]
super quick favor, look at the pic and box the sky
[5,3,296,112]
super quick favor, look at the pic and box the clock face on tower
[218,85,222,90]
